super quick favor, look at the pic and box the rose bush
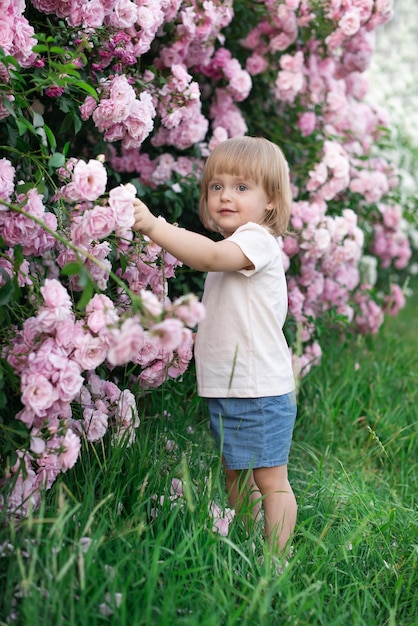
[0,0,415,516]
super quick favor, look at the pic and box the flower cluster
[0,155,204,516]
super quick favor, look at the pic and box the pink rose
[108,0,138,28]
[86,294,119,334]
[79,95,97,120]
[21,374,59,417]
[84,204,116,241]
[83,406,108,442]
[41,278,72,310]
[338,9,361,37]
[150,318,184,351]
[109,182,136,232]
[172,294,205,327]
[133,332,160,367]
[117,389,139,429]
[107,317,145,365]
[73,333,107,370]
[72,159,107,201]
[297,112,316,137]
[59,430,81,471]
[109,74,136,122]
[139,359,167,388]
[57,360,84,402]
[0,157,15,202]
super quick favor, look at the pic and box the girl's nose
[220,186,231,201]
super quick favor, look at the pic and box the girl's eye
[211,183,222,191]
[237,184,247,192]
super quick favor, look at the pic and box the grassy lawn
[1,285,417,625]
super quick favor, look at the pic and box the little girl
[133,136,297,557]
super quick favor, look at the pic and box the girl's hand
[132,198,157,236]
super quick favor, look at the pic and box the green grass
[1,287,417,626]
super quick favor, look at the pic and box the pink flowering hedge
[0,0,414,516]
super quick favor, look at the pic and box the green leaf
[44,124,57,152]
[49,152,66,169]
[16,117,34,136]
[32,111,44,128]
[50,46,69,55]
[72,80,98,99]
[119,253,128,274]
[77,280,95,311]
[32,44,49,53]
[0,268,14,305]
[78,265,90,288]
[61,262,82,276]
[13,245,24,269]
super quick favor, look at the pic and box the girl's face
[206,173,270,237]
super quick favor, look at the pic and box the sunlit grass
[1,286,417,625]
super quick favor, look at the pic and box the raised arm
[132,199,252,272]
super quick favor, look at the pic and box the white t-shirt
[194,222,295,398]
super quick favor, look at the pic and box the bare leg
[253,465,297,556]
[223,458,262,524]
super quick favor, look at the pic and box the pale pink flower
[86,294,119,334]
[132,332,161,367]
[338,8,361,37]
[41,278,72,310]
[57,360,84,402]
[108,0,138,28]
[109,182,136,233]
[170,478,183,498]
[107,317,145,365]
[384,284,405,316]
[84,406,108,442]
[109,74,136,122]
[79,95,97,120]
[83,204,116,241]
[140,289,164,318]
[30,435,46,455]
[245,53,268,76]
[59,430,81,471]
[116,389,139,430]
[297,112,316,136]
[139,359,168,388]
[165,439,176,452]
[73,333,107,370]
[172,294,205,327]
[21,374,58,417]
[7,454,39,515]
[150,318,184,351]
[72,159,107,201]
[209,502,235,536]
[0,157,15,203]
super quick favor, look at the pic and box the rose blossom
[109,182,136,233]
[21,374,59,417]
[107,317,145,365]
[72,159,107,201]
[86,294,119,334]
[73,333,107,370]
[150,318,184,351]
[59,430,81,471]
[83,405,108,442]
[0,157,15,203]
[56,359,84,403]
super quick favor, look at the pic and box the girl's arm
[132,199,252,272]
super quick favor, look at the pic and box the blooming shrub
[0,0,415,516]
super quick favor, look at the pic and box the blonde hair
[199,136,292,236]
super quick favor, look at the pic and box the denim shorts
[207,392,297,470]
